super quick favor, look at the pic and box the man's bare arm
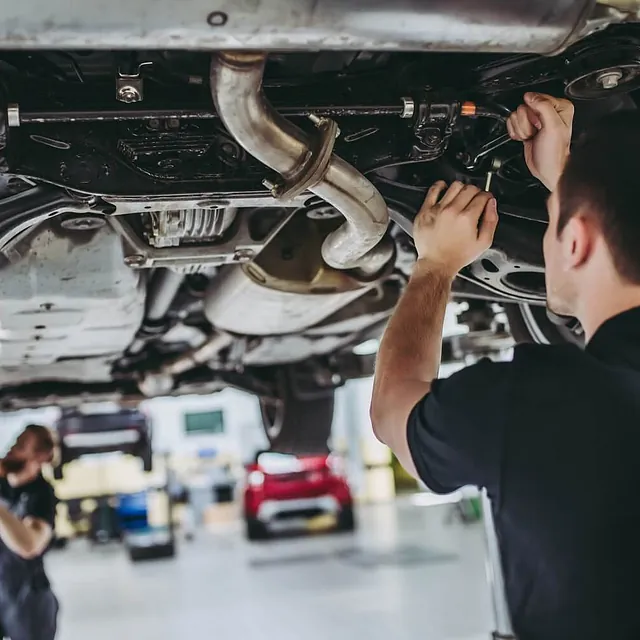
[370,181,497,477]
[0,505,52,559]
[371,263,452,476]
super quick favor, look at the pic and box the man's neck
[7,468,40,488]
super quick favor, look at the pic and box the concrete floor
[47,500,493,640]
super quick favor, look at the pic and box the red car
[242,451,355,540]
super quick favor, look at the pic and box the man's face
[4,432,39,473]
[543,191,577,317]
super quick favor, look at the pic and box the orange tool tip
[460,101,477,117]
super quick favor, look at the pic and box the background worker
[0,424,58,640]
[370,92,640,640]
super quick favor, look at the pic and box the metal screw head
[233,248,254,262]
[117,85,142,104]
[124,254,146,268]
[597,69,623,90]
[167,118,180,130]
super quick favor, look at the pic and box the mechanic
[370,92,640,640]
[0,425,58,640]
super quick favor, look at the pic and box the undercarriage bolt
[233,248,254,262]
[117,85,142,104]
[308,113,340,138]
[597,69,623,90]
[262,178,277,193]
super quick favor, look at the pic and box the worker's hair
[24,424,56,463]
[558,110,640,284]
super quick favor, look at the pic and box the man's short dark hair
[24,424,55,463]
[558,110,640,284]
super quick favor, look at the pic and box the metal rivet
[207,11,228,26]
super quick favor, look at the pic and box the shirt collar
[586,305,640,366]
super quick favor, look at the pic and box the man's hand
[507,92,574,192]
[413,181,498,277]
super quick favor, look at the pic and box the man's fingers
[463,190,493,218]
[423,180,447,208]
[506,117,520,142]
[523,92,570,132]
[438,181,466,207]
[507,105,538,142]
[516,104,539,138]
[448,184,483,212]
[525,92,574,120]
[478,198,499,246]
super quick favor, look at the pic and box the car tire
[505,303,584,347]
[336,505,356,533]
[138,438,153,473]
[245,517,269,542]
[259,368,334,455]
[53,444,70,480]
[128,540,175,562]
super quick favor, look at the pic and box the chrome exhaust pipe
[210,52,392,272]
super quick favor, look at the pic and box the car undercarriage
[0,0,637,448]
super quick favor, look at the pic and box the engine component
[0,0,613,54]
[138,332,232,397]
[0,218,145,385]
[204,265,370,336]
[110,206,295,270]
[148,207,238,248]
[203,210,390,336]
[211,51,393,273]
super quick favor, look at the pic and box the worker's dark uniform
[0,474,58,640]
[407,306,640,640]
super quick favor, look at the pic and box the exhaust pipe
[138,332,232,397]
[210,52,392,273]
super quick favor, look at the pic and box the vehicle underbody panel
[0,3,636,408]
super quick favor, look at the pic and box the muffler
[210,51,392,273]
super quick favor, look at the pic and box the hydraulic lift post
[481,490,515,640]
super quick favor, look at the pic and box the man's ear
[561,214,593,270]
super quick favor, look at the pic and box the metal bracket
[410,96,461,161]
[265,115,339,201]
[116,62,152,104]
[111,207,298,270]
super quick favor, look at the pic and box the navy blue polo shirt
[407,306,640,640]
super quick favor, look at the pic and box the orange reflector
[461,101,477,117]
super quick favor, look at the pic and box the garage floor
[47,500,493,640]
